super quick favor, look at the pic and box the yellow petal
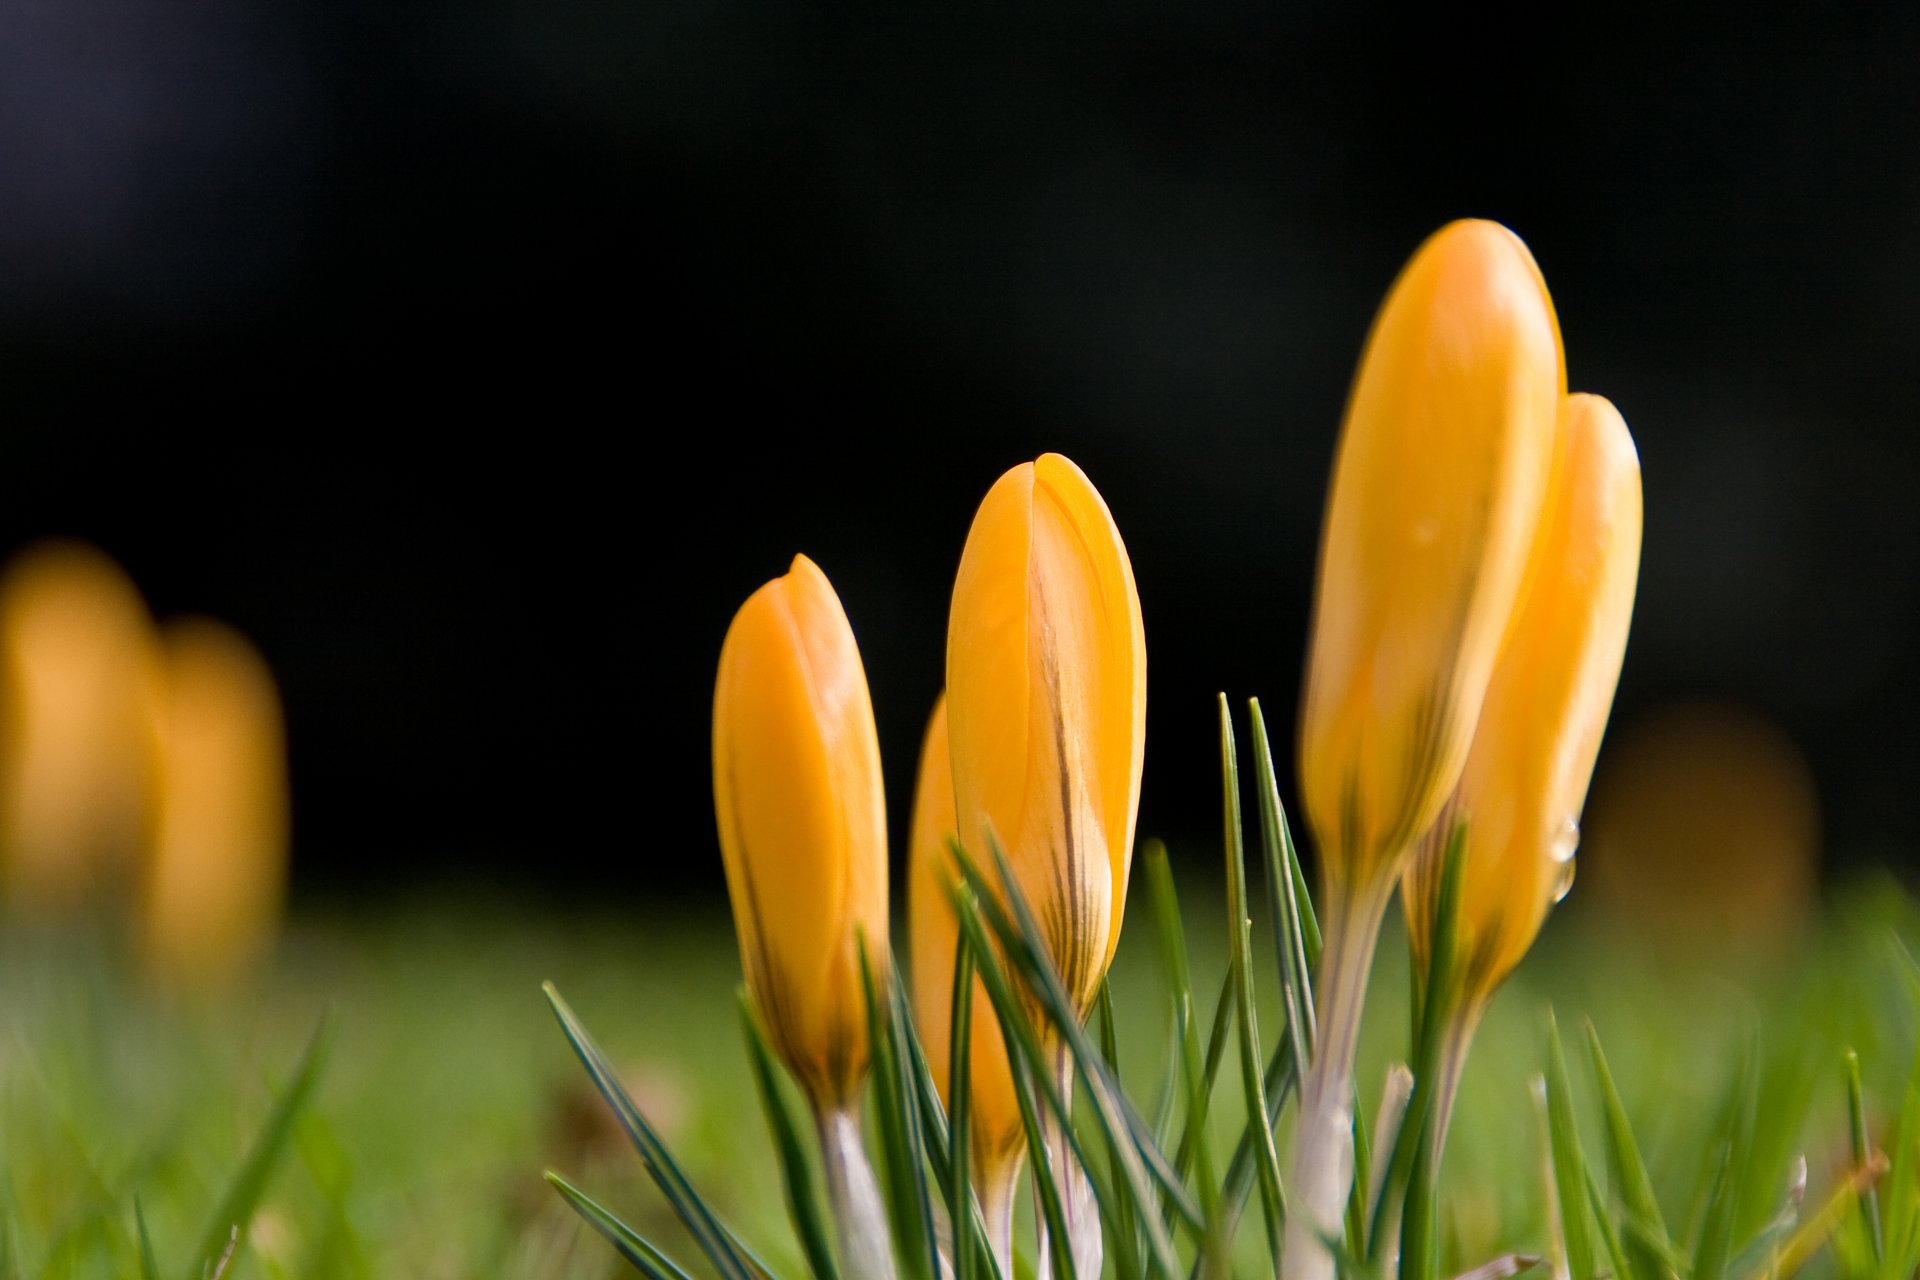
[142,619,290,985]
[1300,219,1566,898]
[713,554,888,1106]
[1405,392,1643,994]
[907,694,1026,1171]
[946,453,1146,1014]
[0,541,160,910]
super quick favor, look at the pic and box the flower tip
[1565,392,1640,471]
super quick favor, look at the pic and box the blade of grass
[1845,1049,1885,1267]
[1220,695,1284,1260]
[1097,980,1147,1280]
[981,962,1077,1279]
[1584,1168,1639,1280]
[1544,1015,1596,1280]
[547,1171,700,1280]
[861,944,939,1280]
[949,881,1088,1280]
[956,842,1202,1249]
[193,1013,335,1275]
[740,994,841,1280]
[1248,698,1316,1062]
[1584,1020,1674,1275]
[544,982,755,1280]
[1145,846,1221,1237]
[134,1200,161,1280]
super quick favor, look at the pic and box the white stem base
[820,1106,897,1280]
[1281,885,1392,1280]
[1035,1053,1101,1280]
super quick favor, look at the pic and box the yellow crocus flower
[1298,218,1566,900]
[712,553,888,1111]
[945,452,1146,1018]
[1405,391,1643,1004]
[0,541,160,911]
[1286,220,1566,1280]
[907,694,1023,1265]
[142,619,290,985]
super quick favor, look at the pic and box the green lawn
[4,874,1915,1279]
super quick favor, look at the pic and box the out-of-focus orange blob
[1580,700,1819,947]
[141,618,290,984]
[0,542,161,911]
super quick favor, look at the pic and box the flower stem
[1282,881,1392,1280]
[819,1105,897,1280]
[979,1155,1021,1280]
[1035,1050,1101,1280]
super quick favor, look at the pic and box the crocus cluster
[1286,221,1641,1280]
[709,218,1640,1280]
[0,540,291,987]
[713,453,1144,1279]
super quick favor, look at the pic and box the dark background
[2,0,1916,898]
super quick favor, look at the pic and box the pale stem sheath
[1282,879,1394,1280]
[820,1105,898,1280]
[1036,1050,1102,1280]
[979,1156,1021,1280]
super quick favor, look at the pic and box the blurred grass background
[6,873,1916,1279]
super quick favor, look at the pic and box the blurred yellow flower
[0,541,160,911]
[712,554,888,1109]
[906,694,1024,1248]
[946,452,1146,1017]
[141,618,290,985]
[1404,393,1642,999]
[1298,219,1566,901]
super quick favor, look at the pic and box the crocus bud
[946,453,1146,1016]
[713,554,888,1109]
[1404,393,1643,997]
[907,694,1024,1172]
[1299,219,1566,899]
[142,619,290,985]
[0,541,160,910]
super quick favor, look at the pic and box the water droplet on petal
[1551,856,1577,904]
[1549,816,1580,902]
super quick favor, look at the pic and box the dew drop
[1551,856,1577,904]
[1549,816,1580,903]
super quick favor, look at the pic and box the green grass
[2,874,1916,1278]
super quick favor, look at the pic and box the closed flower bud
[1299,219,1566,899]
[713,554,888,1109]
[946,453,1146,1016]
[1405,392,1643,997]
[907,694,1023,1171]
[142,619,290,985]
[0,541,160,910]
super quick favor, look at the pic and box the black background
[3,0,1916,898]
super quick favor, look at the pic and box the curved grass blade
[547,1170,700,1280]
[950,935,978,1280]
[1544,1015,1597,1280]
[1248,698,1317,1059]
[955,843,1202,1249]
[194,1013,335,1275]
[1097,980,1147,1280]
[1584,1168,1640,1280]
[1844,1049,1884,1267]
[740,994,841,1280]
[1190,1030,1299,1279]
[135,1199,161,1280]
[1144,846,1220,1235]
[1584,1021,1674,1279]
[951,897,1078,1280]
[1220,696,1284,1260]
[543,982,755,1280]
[860,944,939,1280]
